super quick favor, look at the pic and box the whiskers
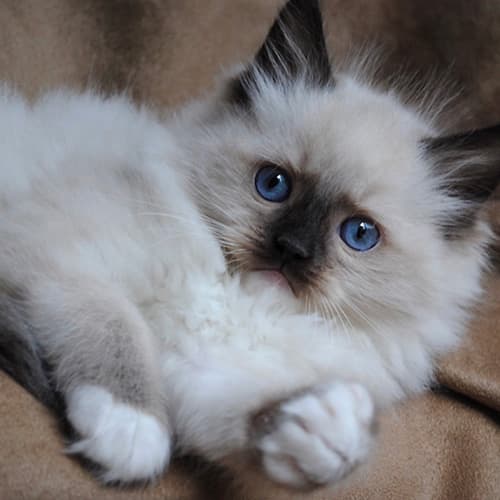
[304,276,382,340]
[113,177,269,275]
[194,205,267,275]
[221,244,252,274]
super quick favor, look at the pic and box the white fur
[257,382,374,488]
[66,385,171,483]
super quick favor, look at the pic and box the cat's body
[1,0,499,490]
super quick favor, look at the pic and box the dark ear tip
[225,72,253,109]
[423,124,500,237]
[226,0,331,108]
[280,0,322,14]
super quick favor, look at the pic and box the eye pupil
[356,223,367,239]
[255,165,291,203]
[340,217,380,252]
[268,176,280,189]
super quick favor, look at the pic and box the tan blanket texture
[1,1,499,498]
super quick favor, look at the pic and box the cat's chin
[257,270,291,290]
[240,270,297,299]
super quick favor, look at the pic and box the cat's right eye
[255,164,292,203]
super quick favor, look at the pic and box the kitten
[1,0,499,489]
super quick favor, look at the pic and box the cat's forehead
[251,76,432,187]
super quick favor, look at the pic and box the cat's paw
[251,381,375,489]
[66,385,171,483]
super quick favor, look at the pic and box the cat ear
[227,0,332,107]
[422,124,500,236]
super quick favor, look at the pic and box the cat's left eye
[255,164,291,203]
[339,217,380,252]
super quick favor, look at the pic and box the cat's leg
[167,352,377,489]
[30,278,171,483]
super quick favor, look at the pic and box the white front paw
[66,385,171,483]
[253,382,375,488]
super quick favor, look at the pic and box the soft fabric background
[0,1,499,498]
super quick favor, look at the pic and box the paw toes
[66,385,171,483]
[254,381,376,488]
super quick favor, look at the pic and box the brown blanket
[1,1,499,498]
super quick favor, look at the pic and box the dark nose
[274,234,312,261]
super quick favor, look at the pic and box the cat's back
[0,89,171,202]
[0,89,214,287]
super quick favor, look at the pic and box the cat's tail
[0,283,59,410]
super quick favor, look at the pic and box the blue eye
[255,165,291,202]
[340,217,380,251]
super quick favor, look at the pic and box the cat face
[186,0,500,325]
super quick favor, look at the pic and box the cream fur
[0,68,492,486]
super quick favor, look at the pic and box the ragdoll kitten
[1,0,499,489]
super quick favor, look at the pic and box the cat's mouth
[249,268,297,296]
[222,245,310,298]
